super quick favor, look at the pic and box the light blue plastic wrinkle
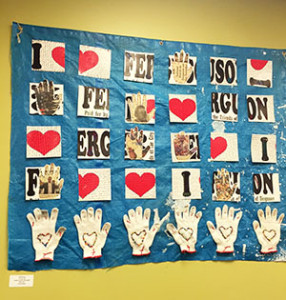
[8,22,286,270]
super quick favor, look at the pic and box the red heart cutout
[78,173,100,199]
[146,99,155,119]
[27,130,61,155]
[250,59,268,71]
[52,47,65,68]
[211,137,228,159]
[125,172,155,197]
[169,98,196,121]
[79,50,99,74]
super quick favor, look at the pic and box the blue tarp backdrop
[8,22,286,270]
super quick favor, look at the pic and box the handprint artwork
[169,49,197,85]
[167,205,202,253]
[207,205,242,253]
[74,208,111,258]
[26,208,66,261]
[31,80,63,115]
[253,206,284,254]
[39,163,64,200]
[123,206,169,256]
[125,92,155,124]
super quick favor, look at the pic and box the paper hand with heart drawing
[167,205,202,253]
[253,206,284,254]
[123,206,170,256]
[207,205,242,253]
[27,208,66,261]
[74,208,111,259]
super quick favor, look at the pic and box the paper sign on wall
[247,59,272,88]
[210,57,237,86]
[169,94,197,123]
[211,93,238,122]
[247,95,275,122]
[251,134,277,163]
[253,173,280,202]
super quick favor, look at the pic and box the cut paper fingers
[124,51,154,83]
[74,207,111,259]
[212,169,240,202]
[169,94,197,123]
[211,93,238,122]
[125,127,155,161]
[171,132,200,162]
[172,168,201,200]
[210,57,237,86]
[253,173,280,203]
[210,132,239,162]
[25,164,64,200]
[125,169,156,199]
[253,206,284,254]
[125,92,155,124]
[29,80,63,115]
[207,205,242,253]
[32,40,65,72]
[167,205,202,253]
[247,59,272,88]
[247,95,275,122]
[78,45,111,79]
[26,208,66,261]
[168,50,197,85]
[78,169,111,201]
[26,126,61,158]
[251,134,277,163]
[123,206,170,256]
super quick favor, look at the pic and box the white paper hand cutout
[74,207,111,259]
[167,205,202,253]
[123,206,170,256]
[253,206,284,254]
[207,205,242,253]
[26,208,66,261]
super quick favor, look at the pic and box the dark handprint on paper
[126,127,150,160]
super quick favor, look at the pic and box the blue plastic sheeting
[8,22,286,270]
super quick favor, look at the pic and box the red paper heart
[250,59,268,71]
[27,130,61,155]
[52,47,65,68]
[78,173,100,199]
[79,50,99,73]
[169,98,196,121]
[125,172,155,197]
[146,99,155,119]
[211,137,228,159]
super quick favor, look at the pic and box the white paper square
[78,128,110,159]
[210,132,238,161]
[78,45,111,79]
[253,173,280,202]
[26,126,61,158]
[247,95,275,122]
[125,168,156,199]
[32,40,65,72]
[172,168,201,200]
[77,85,109,118]
[9,275,34,288]
[78,169,111,201]
[124,51,154,83]
[247,59,272,88]
[171,132,200,162]
[251,134,277,163]
[211,92,238,122]
[169,94,197,123]
[210,57,237,86]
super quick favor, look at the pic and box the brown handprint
[213,169,237,201]
[171,50,193,84]
[125,127,150,160]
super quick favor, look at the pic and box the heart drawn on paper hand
[219,226,233,239]
[263,229,276,241]
[52,47,65,68]
[125,172,156,197]
[169,98,196,121]
[146,99,155,119]
[27,130,61,155]
[83,232,97,248]
[79,50,99,73]
[250,59,268,71]
[131,230,147,246]
[211,137,228,159]
[178,227,193,241]
[37,233,52,247]
[78,173,100,199]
